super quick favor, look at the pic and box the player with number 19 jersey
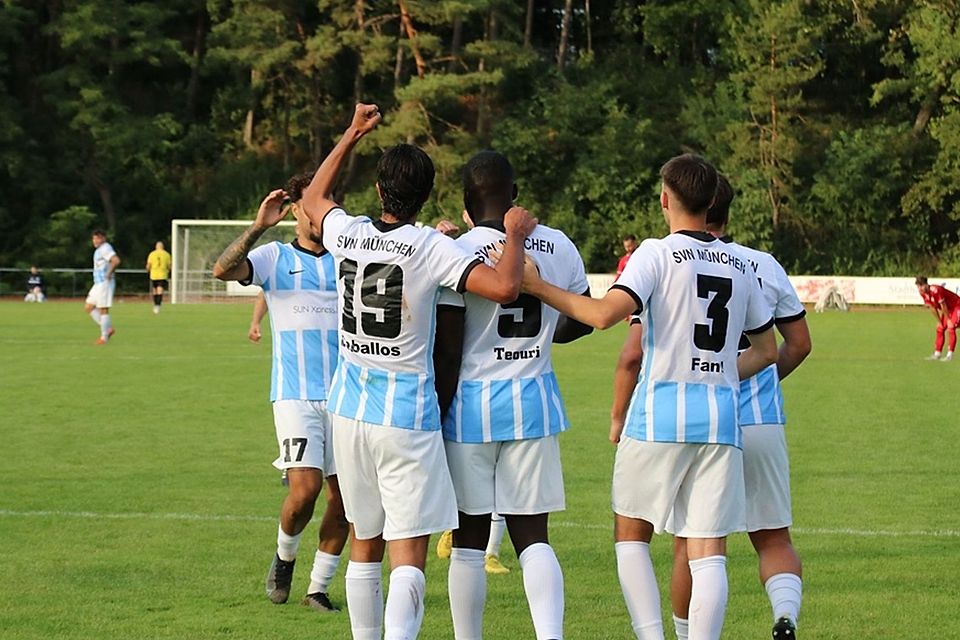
[322,207,482,431]
[613,230,772,449]
[441,222,588,443]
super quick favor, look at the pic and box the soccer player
[213,173,349,613]
[25,266,46,302]
[434,150,592,640]
[521,154,778,640]
[616,234,638,279]
[299,104,537,640]
[916,276,959,361]
[666,175,812,640]
[85,230,120,344]
[145,241,172,314]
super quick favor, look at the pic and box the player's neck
[668,210,707,234]
[294,236,324,254]
[380,211,415,225]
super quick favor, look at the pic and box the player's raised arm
[737,326,778,380]
[300,103,381,229]
[462,206,538,304]
[213,189,288,282]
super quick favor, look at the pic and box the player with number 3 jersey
[521,155,777,640]
[299,104,538,640]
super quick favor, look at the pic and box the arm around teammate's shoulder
[462,206,537,304]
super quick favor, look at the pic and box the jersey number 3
[694,274,732,352]
[340,260,404,339]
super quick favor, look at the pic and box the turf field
[1,301,958,639]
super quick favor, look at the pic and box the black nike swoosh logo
[288,269,304,275]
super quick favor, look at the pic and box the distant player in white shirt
[669,176,811,640]
[433,150,592,640]
[521,154,778,640]
[213,173,348,613]
[84,230,120,345]
[299,104,538,640]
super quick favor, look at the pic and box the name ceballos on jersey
[340,336,401,357]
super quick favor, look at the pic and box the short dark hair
[376,144,435,220]
[92,229,106,239]
[915,276,928,286]
[463,150,514,218]
[660,154,718,214]
[706,174,734,227]
[623,234,637,242]
[285,171,316,202]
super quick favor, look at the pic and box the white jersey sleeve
[246,242,281,288]
[423,230,481,292]
[609,239,663,314]
[772,260,805,322]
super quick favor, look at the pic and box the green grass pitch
[1,301,958,639]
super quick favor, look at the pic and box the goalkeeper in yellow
[145,241,172,314]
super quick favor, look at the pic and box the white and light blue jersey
[92,242,116,284]
[245,240,339,402]
[322,207,482,431]
[726,240,806,427]
[440,222,589,443]
[613,231,773,448]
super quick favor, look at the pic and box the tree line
[1,0,958,275]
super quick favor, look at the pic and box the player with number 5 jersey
[435,151,593,640]
[299,104,538,640]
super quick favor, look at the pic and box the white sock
[673,615,689,640]
[99,313,112,339]
[449,548,486,639]
[614,541,663,640]
[486,514,506,557]
[519,543,564,640]
[688,556,727,640]
[90,309,102,324]
[764,572,801,625]
[276,524,302,562]
[346,561,383,640]
[384,565,426,640]
[308,549,341,594]
[934,350,942,357]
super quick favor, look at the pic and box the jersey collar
[373,218,414,232]
[291,239,327,257]
[675,229,717,243]
[475,219,506,233]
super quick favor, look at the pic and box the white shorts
[612,438,746,538]
[331,414,458,541]
[272,400,336,476]
[85,281,115,308]
[742,424,792,531]
[444,435,565,516]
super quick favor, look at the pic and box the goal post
[170,219,297,303]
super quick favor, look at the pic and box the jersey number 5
[497,294,542,338]
[694,274,732,352]
[340,260,404,339]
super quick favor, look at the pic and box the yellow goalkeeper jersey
[147,249,172,280]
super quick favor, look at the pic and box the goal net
[170,219,297,303]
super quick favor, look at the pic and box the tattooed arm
[213,189,288,281]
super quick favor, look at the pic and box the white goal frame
[170,219,296,304]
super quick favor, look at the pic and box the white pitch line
[1,509,958,538]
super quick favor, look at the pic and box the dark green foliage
[1,0,958,274]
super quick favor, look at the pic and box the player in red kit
[616,234,638,279]
[916,276,960,362]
